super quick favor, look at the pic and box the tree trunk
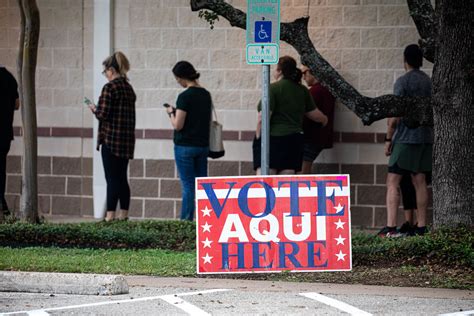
[18,0,40,223]
[431,1,474,228]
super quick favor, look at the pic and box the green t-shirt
[258,79,316,136]
[174,87,212,147]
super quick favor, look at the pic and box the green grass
[0,247,196,276]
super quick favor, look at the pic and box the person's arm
[384,117,399,156]
[168,108,186,131]
[305,108,328,127]
[14,98,20,110]
[92,85,112,120]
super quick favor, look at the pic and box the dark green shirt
[258,79,316,136]
[174,87,212,147]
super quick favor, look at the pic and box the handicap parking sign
[254,21,272,43]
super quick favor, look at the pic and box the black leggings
[101,145,130,211]
[0,141,11,211]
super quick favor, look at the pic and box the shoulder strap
[211,98,218,122]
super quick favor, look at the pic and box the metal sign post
[246,0,280,176]
[261,65,270,175]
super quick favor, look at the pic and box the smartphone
[84,97,92,106]
[163,103,171,108]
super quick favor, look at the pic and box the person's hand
[384,140,392,156]
[166,106,176,117]
[88,103,96,113]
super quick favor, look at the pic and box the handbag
[208,102,225,159]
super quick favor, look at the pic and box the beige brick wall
[2,0,433,162]
[1,1,434,224]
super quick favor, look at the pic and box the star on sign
[201,222,212,233]
[201,237,213,248]
[201,206,212,217]
[334,219,345,229]
[335,250,347,261]
[202,253,213,264]
[334,203,344,213]
[335,234,346,245]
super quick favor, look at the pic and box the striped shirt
[95,77,136,159]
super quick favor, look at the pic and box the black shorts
[303,143,324,162]
[253,133,304,172]
[389,163,432,210]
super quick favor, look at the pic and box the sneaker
[399,221,415,236]
[377,226,398,238]
[414,226,427,236]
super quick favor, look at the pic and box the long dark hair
[278,56,302,83]
[172,61,200,81]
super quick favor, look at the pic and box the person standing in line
[87,52,136,222]
[165,61,212,221]
[0,65,20,221]
[379,44,433,237]
[300,65,336,174]
[385,118,418,236]
[253,56,328,175]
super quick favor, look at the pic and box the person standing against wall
[253,56,328,175]
[379,44,433,237]
[165,61,212,221]
[0,65,20,221]
[87,52,136,222]
[300,65,336,174]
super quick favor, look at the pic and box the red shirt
[303,82,336,148]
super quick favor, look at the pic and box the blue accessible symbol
[255,21,272,43]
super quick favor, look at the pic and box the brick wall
[5,155,433,227]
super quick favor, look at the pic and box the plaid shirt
[95,77,136,159]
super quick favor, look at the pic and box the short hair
[404,44,423,69]
[172,61,200,81]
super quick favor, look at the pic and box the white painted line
[27,312,50,316]
[160,295,210,316]
[439,310,474,316]
[300,292,373,316]
[160,289,230,316]
[1,289,231,316]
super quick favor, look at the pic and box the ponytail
[103,51,130,79]
[278,56,302,84]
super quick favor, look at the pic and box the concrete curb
[0,271,129,295]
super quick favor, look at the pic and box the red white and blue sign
[196,175,352,274]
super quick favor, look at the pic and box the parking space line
[160,295,211,315]
[160,289,231,316]
[26,312,50,316]
[1,289,231,316]
[300,292,373,316]
[439,310,474,316]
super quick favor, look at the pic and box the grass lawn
[0,247,196,276]
[1,246,472,290]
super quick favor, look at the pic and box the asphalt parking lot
[1,276,473,315]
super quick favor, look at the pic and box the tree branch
[406,0,436,63]
[190,0,433,126]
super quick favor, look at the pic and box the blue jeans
[174,145,208,221]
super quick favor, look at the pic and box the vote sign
[196,175,352,274]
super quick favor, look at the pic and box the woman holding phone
[165,61,212,221]
[87,51,136,222]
